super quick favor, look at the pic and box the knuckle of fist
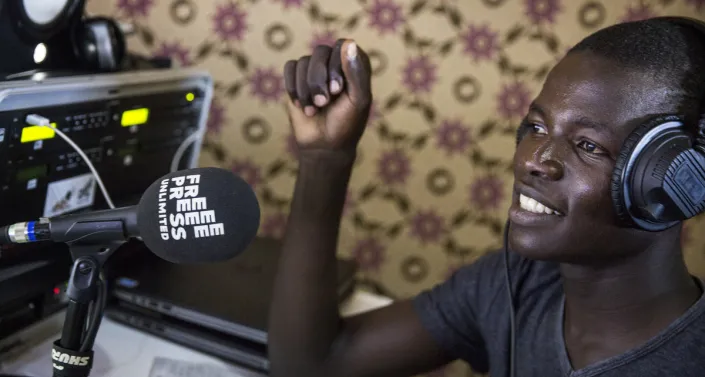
[313,45,331,54]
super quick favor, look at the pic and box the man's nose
[523,142,564,181]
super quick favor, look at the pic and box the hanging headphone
[515,16,705,232]
[71,16,126,72]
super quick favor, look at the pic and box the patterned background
[87,0,705,375]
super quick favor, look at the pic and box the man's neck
[559,236,701,369]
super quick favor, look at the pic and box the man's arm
[268,151,454,377]
[268,38,470,377]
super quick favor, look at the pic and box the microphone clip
[67,239,125,267]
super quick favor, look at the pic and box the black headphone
[515,16,705,232]
[70,15,126,72]
[3,0,126,74]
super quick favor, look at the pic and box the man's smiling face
[508,51,680,264]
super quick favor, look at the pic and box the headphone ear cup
[612,121,654,228]
[72,17,125,71]
[611,115,687,230]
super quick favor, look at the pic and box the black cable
[503,220,515,377]
[80,274,107,352]
[80,301,93,345]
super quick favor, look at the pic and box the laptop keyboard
[148,357,264,377]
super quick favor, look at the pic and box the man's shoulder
[418,248,563,318]
[410,248,564,371]
[452,249,562,294]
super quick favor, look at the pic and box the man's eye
[530,124,547,134]
[577,140,604,154]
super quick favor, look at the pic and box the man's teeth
[519,194,561,215]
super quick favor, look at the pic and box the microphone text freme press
[0,166,262,264]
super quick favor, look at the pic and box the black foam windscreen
[136,167,261,264]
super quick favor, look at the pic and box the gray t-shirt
[413,250,705,377]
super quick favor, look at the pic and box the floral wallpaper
[87,0,705,375]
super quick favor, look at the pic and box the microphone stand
[50,222,129,377]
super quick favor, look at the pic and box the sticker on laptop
[42,173,97,217]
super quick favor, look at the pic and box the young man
[268,18,705,377]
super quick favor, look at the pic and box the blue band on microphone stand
[27,221,36,242]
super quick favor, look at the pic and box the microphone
[138,166,261,264]
[0,169,261,376]
[0,167,261,264]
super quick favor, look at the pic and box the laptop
[105,301,270,373]
[107,236,358,345]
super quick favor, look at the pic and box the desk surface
[0,290,392,377]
